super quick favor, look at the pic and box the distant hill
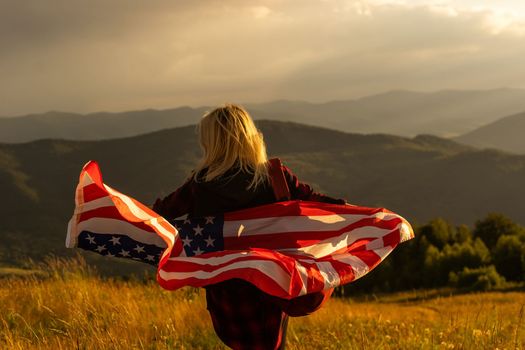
[2,120,525,267]
[249,88,525,136]
[0,107,209,143]
[4,88,525,142]
[454,111,525,154]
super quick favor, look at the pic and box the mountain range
[2,120,525,266]
[455,111,525,154]
[4,88,525,143]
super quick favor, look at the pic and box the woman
[153,104,346,350]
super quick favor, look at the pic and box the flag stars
[145,255,155,261]
[119,249,130,257]
[204,235,215,247]
[109,236,121,245]
[193,225,204,236]
[95,245,106,253]
[182,236,192,247]
[205,216,215,224]
[193,247,203,256]
[86,234,96,244]
[106,252,115,258]
[183,217,191,224]
[133,244,145,253]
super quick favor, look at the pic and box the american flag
[66,161,414,299]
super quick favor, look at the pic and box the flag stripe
[159,258,293,296]
[223,212,400,237]
[223,217,402,251]
[83,183,108,202]
[224,200,393,221]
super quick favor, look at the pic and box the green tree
[453,224,472,243]
[472,213,523,249]
[492,235,525,281]
[430,238,491,287]
[419,218,455,250]
[423,243,442,287]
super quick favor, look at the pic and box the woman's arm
[152,178,193,219]
[282,165,346,204]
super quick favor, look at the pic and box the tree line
[340,213,525,294]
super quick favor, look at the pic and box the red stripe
[327,258,357,285]
[158,266,293,299]
[163,252,294,274]
[224,200,392,221]
[82,183,108,202]
[170,239,183,257]
[303,260,326,292]
[224,217,402,250]
[351,250,382,270]
[82,161,104,186]
[382,229,401,248]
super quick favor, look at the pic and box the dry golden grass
[1,257,524,349]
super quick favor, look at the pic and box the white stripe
[278,225,401,258]
[399,222,413,242]
[295,262,309,296]
[223,212,400,237]
[375,245,394,261]
[105,185,176,246]
[159,258,291,293]
[366,237,385,250]
[332,254,370,280]
[65,218,77,248]
[81,172,95,186]
[104,185,151,221]
[149,217,175,246]
[76,217,167,247]
[316,261,341,289]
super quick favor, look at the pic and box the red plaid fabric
[206,279,333,350]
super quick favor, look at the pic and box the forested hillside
[2,121,525,270]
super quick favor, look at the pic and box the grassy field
[1,258,524,349]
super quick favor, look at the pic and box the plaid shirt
[205,279,288,350]
[153,162,342,349]
[205,279,333,350]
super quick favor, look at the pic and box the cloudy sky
[1,0,525,116]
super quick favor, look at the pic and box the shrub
[440,238,491,271]
[448,265,505,291]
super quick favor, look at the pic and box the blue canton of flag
[171,215,224,257]
[77,231,164,266]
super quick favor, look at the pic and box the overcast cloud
[1,0,525,116]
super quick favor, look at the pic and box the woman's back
[191,166,276,217]
[153,104,343,350]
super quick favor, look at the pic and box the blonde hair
[194,103,270,189]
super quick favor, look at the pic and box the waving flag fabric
[66,161,414,299]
